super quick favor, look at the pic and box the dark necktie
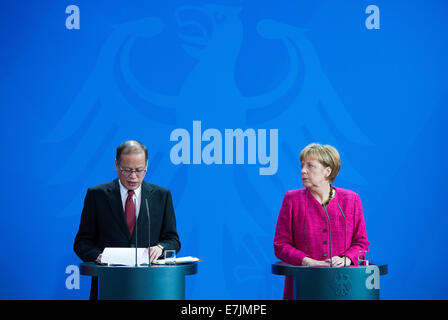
[125,190,136,236]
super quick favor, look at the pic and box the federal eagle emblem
[332,273,352,296]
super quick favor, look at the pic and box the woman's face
[301,157,331,189]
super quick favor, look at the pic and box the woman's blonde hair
[299,143,341,183]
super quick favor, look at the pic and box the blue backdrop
[1,0,447,299]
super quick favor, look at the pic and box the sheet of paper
[100,247,150,266]
[153,256,201,265]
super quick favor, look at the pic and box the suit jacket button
[323,229,327,232]
[323,240,327,245]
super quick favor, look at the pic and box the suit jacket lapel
[107,179,132,240]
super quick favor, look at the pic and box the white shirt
[118,179,142,218]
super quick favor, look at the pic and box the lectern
[272,262,388,300]
[80,262,197,300]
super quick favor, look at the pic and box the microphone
[145,198,151,266]
[322,203,332,268]
[337,203,347,267]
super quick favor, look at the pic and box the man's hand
[95,254,102,264]
[149,245,163,263]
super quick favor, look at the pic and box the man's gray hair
[116,140,148,164]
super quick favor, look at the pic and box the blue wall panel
[0,0,447,299]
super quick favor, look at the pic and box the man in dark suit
[74,140,181,299]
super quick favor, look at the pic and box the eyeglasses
[119,166,147,177]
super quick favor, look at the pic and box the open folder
[100,247,200,266]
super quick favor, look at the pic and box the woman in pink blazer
[273,143,369,300]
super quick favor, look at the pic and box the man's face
[115,152,148,190]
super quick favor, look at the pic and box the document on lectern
[100,247,150,266]
[153,256,202,264]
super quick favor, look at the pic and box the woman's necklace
[324,185,334,206]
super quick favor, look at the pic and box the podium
[80,262,197,300]
[272,262,388,300]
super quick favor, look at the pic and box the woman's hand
[302,256,352,267]
[326,256,352,267]
[302,257,331,267]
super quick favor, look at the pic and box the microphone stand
[145,198,151,267]
[134,197,138,267]
[322,204,332,268]
[337,203,347,267]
